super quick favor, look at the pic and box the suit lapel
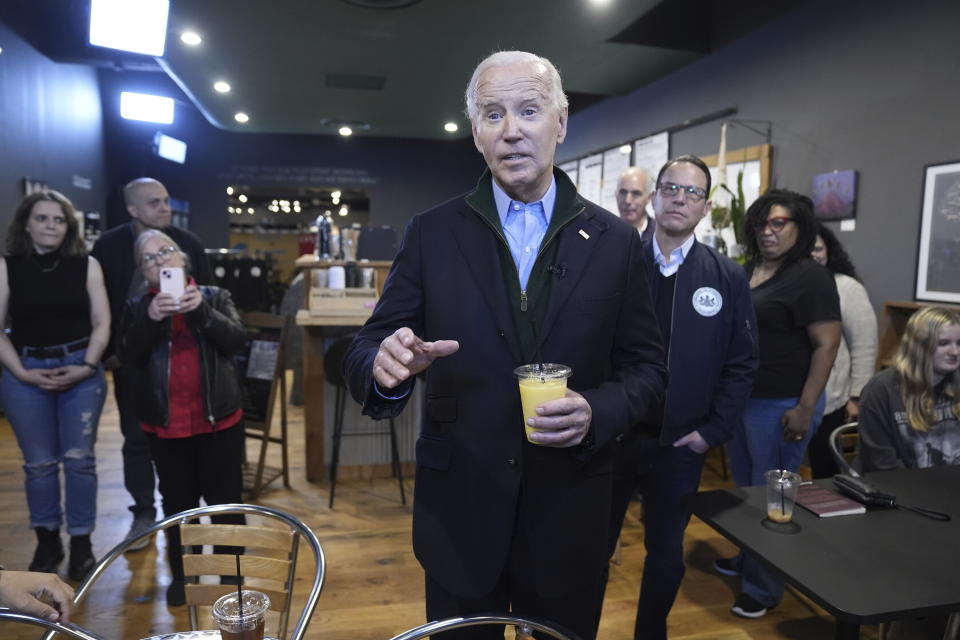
[450,207,523,362]
[537,207,609,345]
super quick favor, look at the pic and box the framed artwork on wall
[812,169,857,220]
[915,160,960,303]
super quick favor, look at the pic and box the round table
[139,631,279,640]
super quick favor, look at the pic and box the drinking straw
[236,553,243,616]
[778,449,785,516]
[530,321,545,381]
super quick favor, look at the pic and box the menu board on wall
[558,161,579,188]
[600,146,632,213]
[577,153,603,204]
[632,132,670,187]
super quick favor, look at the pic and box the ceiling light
[293,200,300,206]
[180,31,202,46]
[619,144,631,154]
[89,0,169,56]
[120,91,174,124]
[226,186,234,195]
[247,207,254,214]
[338,126,353,137]
[234,112,249,123]
[238,194,248,203]
[331,191,341,199]
[339,205,349,216]
[332,197,340,206]
[213,81,231,93]
[444,122,458,133]
[227,207,234,213]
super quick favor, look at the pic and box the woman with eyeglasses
[0,190,109,581]
[716,189,841,619]
[118,230,247,606]
[806,222,878,478]
[858,306,960,472]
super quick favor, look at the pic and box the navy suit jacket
[344,170,666,598]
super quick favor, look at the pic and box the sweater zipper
[659,269,679,445]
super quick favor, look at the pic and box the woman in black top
[0,191,110,581]
[718,190,841,618]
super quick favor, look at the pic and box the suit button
[615,433,624,443]
[506,458,517,466]
[498,330,506,338]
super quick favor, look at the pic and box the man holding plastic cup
[344,51,666,640]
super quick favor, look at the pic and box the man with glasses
[91,178,213,550]
[607,155,758,640]
[616,167,656,242]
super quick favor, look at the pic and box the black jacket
[645,239,759,446]
[119,285,246,428]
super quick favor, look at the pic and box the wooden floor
[0,373,879,640]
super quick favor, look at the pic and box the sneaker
[124,513,156,552]
[731,594,768,619]
[714,556,741,577]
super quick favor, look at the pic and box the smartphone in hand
[160,267,185,300]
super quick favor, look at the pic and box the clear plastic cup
[212,589,270,640]
[765,469,802,523]
[514,363,572,444]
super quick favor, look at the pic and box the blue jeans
[726,394,825,607]
[1,343,106,535]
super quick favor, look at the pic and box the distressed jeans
[1,344,106,535]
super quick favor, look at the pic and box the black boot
[68,534,95,581]
[29,527,64,573]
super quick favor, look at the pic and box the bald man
[616,167,656,242]
[91,178,213,550]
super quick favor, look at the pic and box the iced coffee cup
[514,363,572,444]
[765,469,802,523]
[212,590,270,640]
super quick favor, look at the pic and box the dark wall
[97,69,483,248]
[559,0,960,311]
[0,19,108,245]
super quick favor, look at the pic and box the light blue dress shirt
[652,233,695,277]
[491,177,557,290]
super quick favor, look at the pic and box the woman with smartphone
[0,190,109,581]
[119,229,247,606]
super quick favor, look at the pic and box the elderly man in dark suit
[343,50,666,640]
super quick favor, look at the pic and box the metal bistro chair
[387,614,582,640]
[0,611,106,640]
[50,504,325,640]
[325,333,406,508]
[828,421,861,475]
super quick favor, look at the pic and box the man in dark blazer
[343,51,666,640]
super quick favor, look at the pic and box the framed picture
[812,170,857,219]
[915,160,960,303]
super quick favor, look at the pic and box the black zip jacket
[119,286,247,428]
[644,239,759,446]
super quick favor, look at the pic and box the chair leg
[329,386,346,509]
[388,417,406,505]
[719,444,729,480]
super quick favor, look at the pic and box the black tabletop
[691,465,960,624]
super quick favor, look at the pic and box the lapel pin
[578,229,590,240]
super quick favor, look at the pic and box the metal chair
[386,614,582,640]
[0,610,106,640]
[325,333,406,508]
[829,421,861,476]
[51,504,325,640]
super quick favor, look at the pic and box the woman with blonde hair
[858,306,960,471]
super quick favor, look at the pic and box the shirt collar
[652,233,695,268]
[492,176,557,227]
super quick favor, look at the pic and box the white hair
[464,51,568,124]
[620,167,655,193]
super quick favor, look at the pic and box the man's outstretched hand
[373,327,459,389]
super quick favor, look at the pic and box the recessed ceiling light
[226,186,234,195]
[247,207,254,214]
[213,81,231,93]
[339,205,349,216]
[444,122,458,133]
[234,112,249,123]
[180,31,202,46]
[338,126,353,137]
[238,194,248,203]
[619,144,631,154]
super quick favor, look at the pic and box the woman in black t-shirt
[718,190,841,619]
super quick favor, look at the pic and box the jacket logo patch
[692,287,722,317]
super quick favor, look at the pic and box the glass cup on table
[212,590,271,640]
[514,363,572,444]
[765,469,802,523]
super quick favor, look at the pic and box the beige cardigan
[825,273,878,414]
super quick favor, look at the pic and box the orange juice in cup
[514,364,572,443]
